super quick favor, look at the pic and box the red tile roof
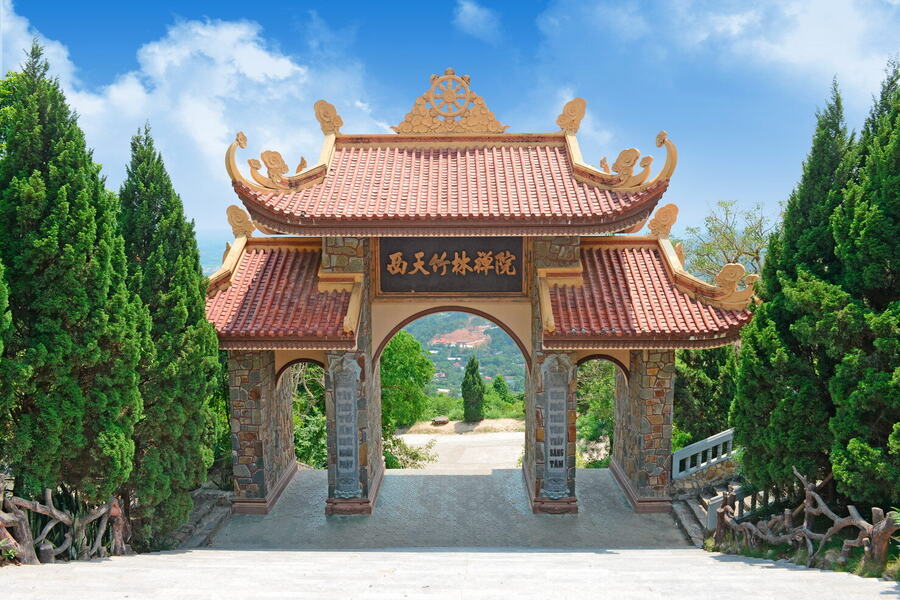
[545,245,751,349]
[206,244,354,349]
[236,140,667,236]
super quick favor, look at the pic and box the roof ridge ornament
[565,118,678,193]
[393,68,509,134]
[226,205,256,238]
[556,98,587,134]
[648,203,678,238]
[314,100,343,135]
[225,131,329,194]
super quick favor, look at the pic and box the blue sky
[2,0,899,237]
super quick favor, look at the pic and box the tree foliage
[0,44,146,502]
[492,373,511,403]
[733,67,900,507]
[682,200,773,282]
[461,355,485,422]
[118,126,221,545]
[783,64,899,505]
[732,82,850,491]
[675,199,769,445]
[0,258,11,440]
[291,363,327,468]
[380,330,434,430]
[674,346,736,442]
[575,359,616,446]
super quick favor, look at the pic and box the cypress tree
[492,373,511,403]
[461,356,485,422]
[0,44,146,501]
[0,259,11,442]
[118,126,221,545]
[731,83,850,490]
[787,65,899,505]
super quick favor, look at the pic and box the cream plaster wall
[274,349,327,378]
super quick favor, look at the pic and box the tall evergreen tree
[0,259,12,444]
[0,44,147,501]
[118,126,221,545]
[461,356,485,422]
[787,65,899,505]
[731,83,850,491]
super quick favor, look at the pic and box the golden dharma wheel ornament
[426,68,475,117]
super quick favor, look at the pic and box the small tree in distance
[461,356,485,422]
[492,373,511,403]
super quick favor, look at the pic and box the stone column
[227,349,298,514]
[525,352,578,514]
[324,350,383,515]
[524,236,581,514]
[322,236,383,515]
[610,349,675,513]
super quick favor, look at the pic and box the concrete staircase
[673,482,738,547]
[172,486,233,549]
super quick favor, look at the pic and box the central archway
[372,304,533,370]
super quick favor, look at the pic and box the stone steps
[172,486,233,549]
[672,501,705,547]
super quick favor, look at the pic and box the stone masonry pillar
[610,349,675,513]
[524,236,582,514]
[324,350,384,515]
[227,349,298,514]
[524,352,578,514]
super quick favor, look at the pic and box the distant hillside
[403,313,526,397]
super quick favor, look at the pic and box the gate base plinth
[523,466,579,514]
[531,496,579,514]
[325,497,373,515]
[232,463,298,515]
[609,457,672,514]
[325,459,383,516]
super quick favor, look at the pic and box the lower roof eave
[542,331,742,351]
[218,336,356,351]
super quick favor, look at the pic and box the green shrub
[383,434,436,469]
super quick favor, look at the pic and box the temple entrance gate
[206,70,758,517]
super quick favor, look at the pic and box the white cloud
[591,2,650,41]
[669,0,899,104]
[1,1,387,230]
[453,0,501,43]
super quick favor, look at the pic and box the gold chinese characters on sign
[378,237,524,295]
[385,250,517,277]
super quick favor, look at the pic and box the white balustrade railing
[672,428,735,480]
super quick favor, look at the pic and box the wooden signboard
[376,237,524,295]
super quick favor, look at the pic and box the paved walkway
[213,467,687,549]
[399,430,524,472]
[4,433,895,597]
[5,548,896,599]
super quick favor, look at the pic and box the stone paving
[4,433,895,598]
[5,548,896,599]
[212,466,688,549]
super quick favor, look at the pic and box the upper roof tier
[225,69,678,237]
